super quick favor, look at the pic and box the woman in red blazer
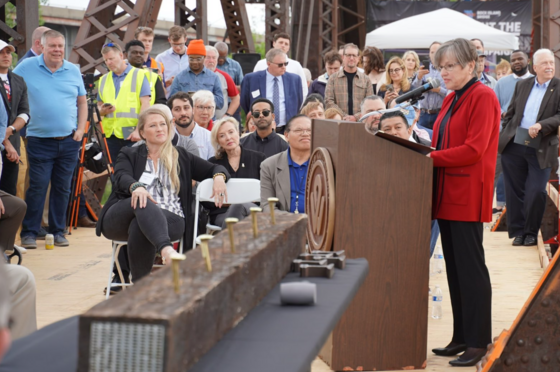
[428,39,500,367]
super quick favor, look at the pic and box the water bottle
[45,234,54,250]
[432,285,443,319]
[432,245,444,274]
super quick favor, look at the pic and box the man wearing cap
[168,40,224,110]
[97,42,151,162]
[13,30,87,248]
[476,52,497,89]
[0,40,29,196]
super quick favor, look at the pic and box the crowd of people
[0,23,559,370]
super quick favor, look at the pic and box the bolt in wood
[199,234,214,272]
[267,197,279,225]
[170,253,186,294]
[225,218,239,253]
[250,207,262,238]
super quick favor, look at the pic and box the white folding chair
[105,238,183,299]
[193,178,261,249]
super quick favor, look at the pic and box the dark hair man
[309,51,343,97]
[378,110,431,146]
[241,98,288,158]
[124,40,166,105]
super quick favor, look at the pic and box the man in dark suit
[16,26,50,66]
[499,48,560,247]
[0,40,29,195]
[241,48,303,134]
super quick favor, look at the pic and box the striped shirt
[145,158,184,218]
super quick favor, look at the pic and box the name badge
[251,89,260,98]
[139,172,156,186]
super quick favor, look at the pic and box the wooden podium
[308,120,432,371]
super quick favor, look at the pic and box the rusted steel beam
[0,0,38,58]
[220,0,255,53]
[78,212,307,372]
[264,0,289,51]
[176,0,207,44]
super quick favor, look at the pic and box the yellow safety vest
[99,67,145,139]
[143,67,161,105]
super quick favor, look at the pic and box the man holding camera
[97,42,151,162]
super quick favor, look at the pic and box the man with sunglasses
[252,32,308,97]
[168,40,224,111]
[241,48,303,134]
[240,98,288,158]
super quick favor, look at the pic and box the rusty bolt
[521,355,529,364]
[542,355,550,364]
[529,319,537,327]
[504,358,513,366]
[517,339,525,347]
[546,316,555,324]
[542,299,551,307]
[535,336,543,345]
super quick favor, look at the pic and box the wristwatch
[9,125,15,134]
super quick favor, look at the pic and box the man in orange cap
[168,39,224,110]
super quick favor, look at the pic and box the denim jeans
[417,112,439,131]
[21,136,80,238]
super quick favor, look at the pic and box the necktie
[273,77,280,125]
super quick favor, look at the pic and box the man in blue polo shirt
[13,30,87,248]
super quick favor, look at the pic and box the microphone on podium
[395,78,441,105]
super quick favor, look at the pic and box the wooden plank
[546,182,558,209]
[537,230,550,270]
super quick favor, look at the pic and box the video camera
[82,73,95,93]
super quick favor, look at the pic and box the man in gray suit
[261,114,311,213]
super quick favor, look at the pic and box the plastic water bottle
[432,245,444,274]
[432,285,443,319]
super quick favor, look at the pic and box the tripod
[66,81,114,232]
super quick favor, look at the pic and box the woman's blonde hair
[402,50,420,76]
[325,107,344,120]
[496,58,512,75]
[137,107,181,193]
[299,101,324,117]
[381,56,411,92]
[211,117,240,159]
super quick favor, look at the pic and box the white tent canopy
[365,8,519,51]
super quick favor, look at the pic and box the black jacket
[96,144,229,250]
[1,71,29,154]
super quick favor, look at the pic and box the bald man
[17,26,50,65]
[215,41,244,124]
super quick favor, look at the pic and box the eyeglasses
[189,57,204,62]
[388,68,402,74]
[344,54,358,58]
[271,62,289,67]
[170,42,186,47]
[290,128,312,135]
[436,62,461,72]
[252,109,271,118]
[196,105,214,111]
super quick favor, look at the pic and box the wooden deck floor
[19,224,544,371]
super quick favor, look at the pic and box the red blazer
[431,81,500,223]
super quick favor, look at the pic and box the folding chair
[105,238,183,299]
[193,178,261,249]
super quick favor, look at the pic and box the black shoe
[512,236,524,246]
[432,342,467,356]
[449,347,486,367]
[492,208,503,214]
[103,274,130,296]
[524,235,537,246]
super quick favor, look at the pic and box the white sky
[48,0,266,34]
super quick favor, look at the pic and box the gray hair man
[204,45,240,120]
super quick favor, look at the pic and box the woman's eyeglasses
[388,68,402,74]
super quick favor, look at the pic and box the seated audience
[309,51,342,97]
[192,90,215,131]
[207,117,266,228]
[377,110,431,146]
[402,50,420,82]
[96,107,229,282]
[300,102,325,119]
[325,107,344,120]
[261,115,311,213]
[379,56,411,105]
[495,58,512,80]
[361,95,387,133]
[168,92,214,160]
[387,99,432,141]
[240,98,288,158]
[302,93,324,109]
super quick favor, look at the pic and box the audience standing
[14,30,87,248]
[215,42,244,124]
[379,57,411,105]
[17,27,50,65]
[362,46,387,95]
[135,27,164,78]
[325,43,373,121]
[241,48,303,134]
[309,51,342,98]
[499,48,560,247]
[204,45,239,120]
[476,50,497,89]
[0,40,29,196]
[124,40,166,105]
[155,26,189,90]
[403,50,420,81]
[97,43,151,162]
[253,32,308,97]
[240,98,288,158]
[495,59,512,80]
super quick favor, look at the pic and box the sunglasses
[252,109,272,118]
[271,62,289,67]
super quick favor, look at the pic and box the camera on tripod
[83,73,94,91]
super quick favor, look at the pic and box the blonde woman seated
[379,57,411,105]
[207,117,266,228]
[97,107,230,282]
[300,101,325,119]
[325,107,344,120]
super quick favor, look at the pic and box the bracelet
[130,182,146,193]
[213,173,226,181]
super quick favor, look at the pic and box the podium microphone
[395,78,441,105]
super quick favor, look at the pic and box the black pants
[501,142,550,238]
[0,190,26,253]
[101,198,185,282]
[438,219,492,348]
[211,203,258,229]
[275,126,285,135]
[0,151,19,195]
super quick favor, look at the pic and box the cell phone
[122,126,136,139]
[102,103,113,108]
[152,68,159,73]
[422,60,431,70]
[385,84,394,93]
